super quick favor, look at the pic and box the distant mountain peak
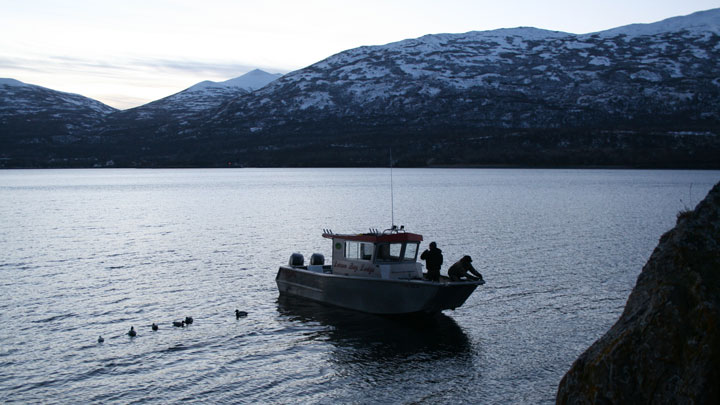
[186,80,216,91]
[465,26,572,39]
[111,69,284,119]
[0,78,29,87]
[593,7,720,37]
[186,69,282,92]
[244,68,276,76]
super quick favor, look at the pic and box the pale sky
[1,0,717,109]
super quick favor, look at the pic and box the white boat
[275,226,484,315]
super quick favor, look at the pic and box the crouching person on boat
[448,255,483,282]
[420,241,443,282]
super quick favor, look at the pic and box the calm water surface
[1,168,718,404]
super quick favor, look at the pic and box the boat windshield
[404,243,418,261]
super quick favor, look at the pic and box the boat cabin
[323,228,423,280]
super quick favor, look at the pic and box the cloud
[127,58,283,77]
[2,54,285,77]
[0,53,289,109]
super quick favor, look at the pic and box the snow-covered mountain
[148,68,281,114]
[85,69,283,161]
[107,69,282,123]
[217,8,719,129]
[0,78,116,163]
[595,8,720,37]
[178,8,716,167]
[1,9,719,168]
[0,70,281,166]
[0,78,116,119]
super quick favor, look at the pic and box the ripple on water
[0,168,717,404]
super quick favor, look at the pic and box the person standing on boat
[420,241,443,282]
[448,255,483,282]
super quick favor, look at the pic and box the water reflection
[276,295,473,362]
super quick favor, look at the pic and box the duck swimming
[184,316,194,325]
[235,309,248,319]
[172,320,185,327]
[98,335,104,343]
[151,323,158,331]
[128,327,136,337]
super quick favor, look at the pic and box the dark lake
[1,168,718,403]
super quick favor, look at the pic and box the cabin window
[345,241,359,259]
[404,243,418,261]
[345,241,373,261]
[376,243,403,262]
[361,243,374,260]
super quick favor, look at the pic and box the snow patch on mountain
[591,8,720,38]
[187,69,282,92]
[589,56,611,66]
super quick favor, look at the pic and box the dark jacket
[420,247,443,271]
[448,258,483,281]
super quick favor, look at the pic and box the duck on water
[276,226,485,315]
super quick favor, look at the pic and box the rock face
[557,182,720,404]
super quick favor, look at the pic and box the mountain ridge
[1,9,719,168]
[0,78,117,161]
[594,8,720,37]
[101,69,282,126]
[193,7,719,167]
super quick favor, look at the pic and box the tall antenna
[390,147,395,227]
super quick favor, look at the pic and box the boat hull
[275,265,482,315]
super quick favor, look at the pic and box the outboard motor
[309,253,325,266]
[288,253,304,267]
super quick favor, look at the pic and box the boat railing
[382,225,406,234]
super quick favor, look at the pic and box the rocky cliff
[557,182,720,404]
